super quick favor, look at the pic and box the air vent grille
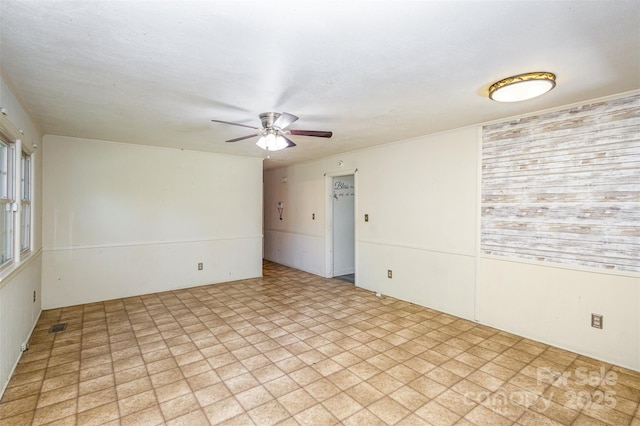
[48,323,67,333]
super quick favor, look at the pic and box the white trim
[0,125,17,267]
[0,112,22,143]
[27,151,34,252]
[353,172,359,286]
[359,238,475,259]
[474,125,483,322]
[324,170,358,279]
[324,169,358,178]
[13,139,21,263]
[325,175,333,278]
[0,248,41,288]
[42,235,263,252]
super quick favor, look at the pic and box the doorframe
[324,170,358,282]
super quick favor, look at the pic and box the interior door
[332,175,355,277]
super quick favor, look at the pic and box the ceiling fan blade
[273,112,299,130]
[211,119,259,130]
[226,133,259,143]
[280,134,297,148]
[289,130,333,138]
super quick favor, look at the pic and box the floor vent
[49,323,67,333]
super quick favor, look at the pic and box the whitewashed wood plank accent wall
[481,93,640,273]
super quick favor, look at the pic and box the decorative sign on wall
[481,93,640,273]
[333,179,354,201]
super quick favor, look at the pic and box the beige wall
[42,135,264,308]
[479,257,638,369]
[263,93,640,371]
[264,126,479,321]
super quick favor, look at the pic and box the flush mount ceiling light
[488,72,556,102]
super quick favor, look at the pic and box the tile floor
[1,261,639,425]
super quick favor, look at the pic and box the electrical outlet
[591,313,603,329]
[20,343,28,352]
[198,262,203,271]
[387,269,392,279]
[33,290,36,303]
[312,213,315,220]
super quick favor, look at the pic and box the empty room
[0,1,639,425]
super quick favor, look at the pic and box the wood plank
[481,93,640,273]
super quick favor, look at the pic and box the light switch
[365,214,369,222]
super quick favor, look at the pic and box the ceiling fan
[211,112,332,151]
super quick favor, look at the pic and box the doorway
[330,175,355,282]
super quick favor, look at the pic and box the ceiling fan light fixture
[489,71,556,102]
[212,111,331,150]
[256,130,288,151]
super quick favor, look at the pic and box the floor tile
[1,261,637,426]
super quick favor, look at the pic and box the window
[0,139,15,265]
[20,151,31,252]
[0,125,33,269]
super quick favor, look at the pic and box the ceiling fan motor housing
[260,112,280,129]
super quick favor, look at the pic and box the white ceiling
[1,1,639,169]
